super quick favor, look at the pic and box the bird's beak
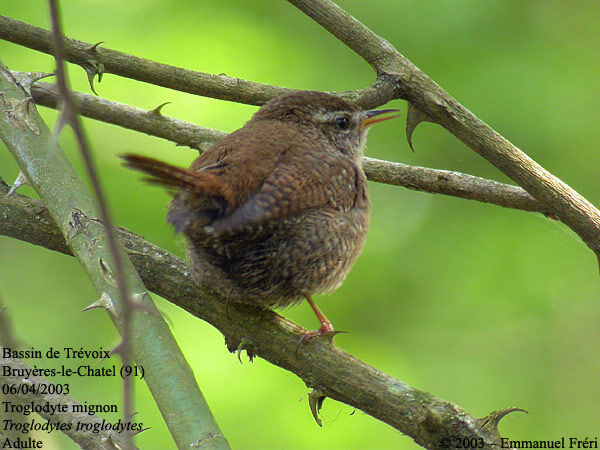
[361,109,402,128]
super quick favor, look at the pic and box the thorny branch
[25,80,548,215]
[0,61,230,449]
[0,182,524,448]
[287,0,600,259]
[1,0,599,448]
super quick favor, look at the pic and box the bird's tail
[120,154,234,206]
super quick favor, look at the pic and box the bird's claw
[295,327,347,356]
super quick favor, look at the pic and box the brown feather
[120,154,236,207]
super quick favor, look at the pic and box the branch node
[66,208,91,241]
[130,292,148,306]
[9,70,54,96]
[1,94,40,135]
[98,257,118,288]
[190,431,226,448]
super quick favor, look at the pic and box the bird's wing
[206,148,358,235]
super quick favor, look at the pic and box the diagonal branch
[47,0,135,433]
[0,182,523,449]
[287,0,600,259]
[28,80,548,215]
[363,157,548,214]
[0,61,229,449]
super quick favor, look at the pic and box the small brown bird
[122,91,399,348]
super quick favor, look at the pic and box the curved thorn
[235,338,254,364]
[84,68,99,95]
[88,41,105,52]
[9,71,54,96]
[82,292,116,315]
[479,407,528,430]
[405,102,431,152]
[149,102,171,116]
[7,171,29,197]
[308,389,326,427]
[81,60,104,95]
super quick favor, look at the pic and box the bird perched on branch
[122,90,399,350]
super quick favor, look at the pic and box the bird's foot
[295,293,348,356]
[295,323,346,356]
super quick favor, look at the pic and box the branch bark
[0,14,567,221]
[31,80,227,151]
[0,182,522,449]
[2,9,598,258]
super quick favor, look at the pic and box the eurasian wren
[123,91,399,347]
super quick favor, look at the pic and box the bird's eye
[335,117,350,130]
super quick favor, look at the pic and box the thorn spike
[406,102,431,152]
[7,171,29,197]
[308,389,326,427]
[88,41,105,52]
[149,102,171,116]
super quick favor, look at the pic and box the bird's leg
[304,294,335,334]
[296,294,341,355]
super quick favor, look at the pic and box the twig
[0,15,287,106]
[0,184,522,448]
[2,10,597,255]
[363,157,549,214]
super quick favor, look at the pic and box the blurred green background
[1,1,599,448]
